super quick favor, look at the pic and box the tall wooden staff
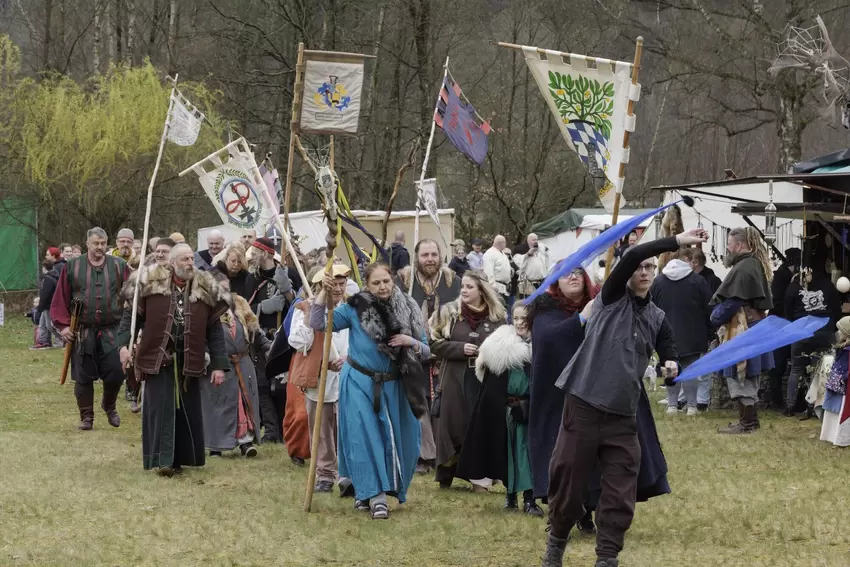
[283,42,306,233]
[604,37,644,279]
[304,136,339,513]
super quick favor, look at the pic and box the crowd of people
[28,220,850,567]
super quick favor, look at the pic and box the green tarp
[0,199,38,291]
[530,207,657,238]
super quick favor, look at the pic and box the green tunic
[506,367,533,494]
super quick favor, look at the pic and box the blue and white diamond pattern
[565,120,609,170]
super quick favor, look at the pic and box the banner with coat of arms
[299,57,365,135]
[184,138,277,232]
[521,46,639,213]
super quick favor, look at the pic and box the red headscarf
[545,269,598,316]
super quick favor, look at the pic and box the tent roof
[289,209,454,221]
[531,207,656,238]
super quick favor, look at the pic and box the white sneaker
[666,406,679,415]
[686,406,698,416]
[657,399,669,406]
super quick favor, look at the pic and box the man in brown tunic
[118,243,231,476]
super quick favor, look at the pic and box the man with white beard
[397,238,461,473]
[118,243,231,476]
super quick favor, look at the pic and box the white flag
[299,58,365,135]
[188,140,276,232]
[521,46,638,212]
[415,178,441,228]
[167,91,205,146]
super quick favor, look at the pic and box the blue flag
[523,199,690,304]
[675,315,830,382]
[435,78,490,165]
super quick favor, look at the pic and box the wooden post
[604,37,643,280]
[283,42,306,233]
[304,135,337,513]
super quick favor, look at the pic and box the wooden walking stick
[59,300,82,385]
[304,136,340,513]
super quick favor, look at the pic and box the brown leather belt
[348,358,397,413]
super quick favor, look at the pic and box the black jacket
[771,264,795,317]
[448,256,469,277]
[651,263,713,357]
[389,243,410,273]
[698,266,722,296]
[35,260,64,323]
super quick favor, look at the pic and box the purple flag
[434,78,489,165]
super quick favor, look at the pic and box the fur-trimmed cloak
[456,325,531,485]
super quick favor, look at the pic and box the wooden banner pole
[604,37,644,280]
[283,42,306,234]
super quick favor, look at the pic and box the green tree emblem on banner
[548,71,614,139]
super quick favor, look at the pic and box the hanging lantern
[764,179,777,244]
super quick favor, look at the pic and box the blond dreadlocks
[728,227,773,282]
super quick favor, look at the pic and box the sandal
[370,501,389,520]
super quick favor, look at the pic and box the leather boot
[744,404,760,431]
[101,382,121,428]
[541,533,568,567]
[718,402,754,434]
[75,382,95,430]
[78,407,94,430]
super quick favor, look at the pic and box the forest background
[2,0,850,247]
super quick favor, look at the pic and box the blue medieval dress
[311,302,427,503]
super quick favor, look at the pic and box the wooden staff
[604,37,644,279]
[304,135,338,513]
[382,139,420,247]
[283,42,306,233]
[59,300,81,385]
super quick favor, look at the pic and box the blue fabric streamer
[523,199,688,304]
[675,315,829,382]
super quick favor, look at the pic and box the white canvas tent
[657,180,804,278]
[198,209,455,265]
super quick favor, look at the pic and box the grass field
[2,315,849,567]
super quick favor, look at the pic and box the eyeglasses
[636,263,656,273]
[565,269,584,279]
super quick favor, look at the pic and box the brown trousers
[547,395,640,560]
[305,399,338,483]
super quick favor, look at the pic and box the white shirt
[514,245,550,281]
[483,246,513,295]
[288,304,349,403]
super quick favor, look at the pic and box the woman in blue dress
[309,262,431,519]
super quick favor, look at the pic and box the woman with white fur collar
[456,302,544,516]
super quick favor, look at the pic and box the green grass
[2,314,849,566]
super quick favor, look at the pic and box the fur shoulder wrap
[475,325,531,381]
[121,264,232,309]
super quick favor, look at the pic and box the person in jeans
[650,247,713,416]
[541,227,707,567]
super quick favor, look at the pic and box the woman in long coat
[309,262,431,520]
[201,294,269,457]
[429,269,506,490]
[456,303,544,516]
[526,269,597,529]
